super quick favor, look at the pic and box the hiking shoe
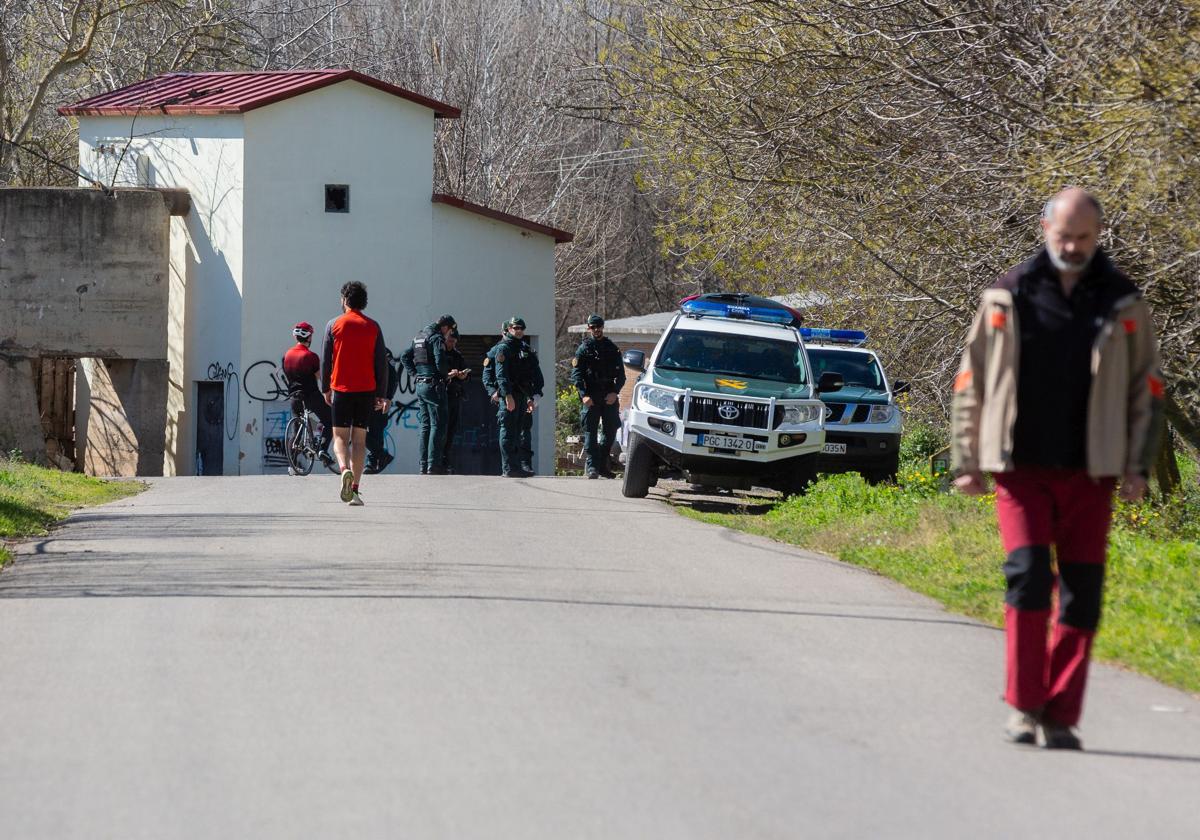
[1041,722,1082,750]
[339,469,355,502]
[347,491,364,507]
[1005,710,1040,745]
[599,469,617,479]
[586,470,599,480]
[375,452,394,472]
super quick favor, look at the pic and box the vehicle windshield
[807,348,885,390]
[655,329,806,384]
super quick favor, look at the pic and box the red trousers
[993,468,1116,727]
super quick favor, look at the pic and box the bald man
[951,188,1164,750]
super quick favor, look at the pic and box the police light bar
[680,297,795,325]
[799,327,868,346]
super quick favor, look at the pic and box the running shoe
[1004,710,1039,746]
[339,469,355,502]
[1041,721,1083,750]
[347,492,364,506]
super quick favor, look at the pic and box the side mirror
[893,380,910,395]
[622,349,646,371]
[818,372,844,394]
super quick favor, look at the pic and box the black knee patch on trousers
[1003,546,1054,610]
[1057,563,1105,631]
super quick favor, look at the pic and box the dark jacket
[571,335,625,399]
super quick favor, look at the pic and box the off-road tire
[864,456,900,485]
[781,453,819,497]
[621,432,654,498]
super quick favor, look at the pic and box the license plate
[823,442,847,454]
[698,433,758,452]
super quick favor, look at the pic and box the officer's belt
[415,375,443,383]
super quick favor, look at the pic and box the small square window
[325,184,350,213]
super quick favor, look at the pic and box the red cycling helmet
[293,322,314,341]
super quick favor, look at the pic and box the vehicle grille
[687,396,772,430]
[852,405,871,423]
[825,403,848,422]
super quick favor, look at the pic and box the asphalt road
[1,475,1198,839]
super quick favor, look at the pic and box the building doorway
[195,381,224,475]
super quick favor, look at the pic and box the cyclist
[282,322,334,468]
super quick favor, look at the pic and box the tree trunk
[1164,395,1200,455]
[1153,426,1182,497]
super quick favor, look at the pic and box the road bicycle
[284,408,336,476]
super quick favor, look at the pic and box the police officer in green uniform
[494,316,538,477]
[571,313,626,478]
[440,330,470,473]
[400,314,456,474]
[481,319,509,406]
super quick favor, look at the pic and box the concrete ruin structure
[0,187,186,474]
[54,69,571,476]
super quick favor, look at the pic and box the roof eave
[432,193,573,244]
[58,69,461,119]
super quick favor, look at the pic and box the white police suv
[803,330,906,483]
[620,294,844,498]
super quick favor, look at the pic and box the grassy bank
[679,459,1200,695]
[0,458,143,567]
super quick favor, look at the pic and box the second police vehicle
[620,294,847,498]
[804,330,907,484]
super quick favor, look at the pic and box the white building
[62,70,570,476]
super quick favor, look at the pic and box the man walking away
[440,330,470,473]
[400,314,456,474]
[282,322,335,470]
[494,316,539,477]
[365,348,399,474]
[321,281,389,506]
[571,314,626,479]
[952,187,1164,750]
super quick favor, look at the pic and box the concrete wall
[432,203,557,474]
[0,188,171,469]
[80,358,168,476]
[0,188,169,357]
[79,115,245,475]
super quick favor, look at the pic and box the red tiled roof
[58,70,460,118]
[432,194,573,244]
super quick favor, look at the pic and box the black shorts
[331,390,376,429]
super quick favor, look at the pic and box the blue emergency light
[680,296,795,325]
[799,327,868,346]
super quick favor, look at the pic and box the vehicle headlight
[782,403,821,425]
[868,405,894,423]
[638,385,677,413]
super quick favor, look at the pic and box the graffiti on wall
[261,404,291,471]
[244,359,289,402]
[202,357,482,471]
[204,361,239,440]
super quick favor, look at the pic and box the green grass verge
[678,463,1200,695]
[0,459,143,567]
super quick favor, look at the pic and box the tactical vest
[411,327,434,367]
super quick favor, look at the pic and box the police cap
[509,316,526,329]
[437,314,457,329]
[586,314,604,327]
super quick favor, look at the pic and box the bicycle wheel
[285,415,315,476]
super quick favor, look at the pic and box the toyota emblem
[717,402,740,420]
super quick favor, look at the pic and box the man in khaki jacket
[952,188,1164,750]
